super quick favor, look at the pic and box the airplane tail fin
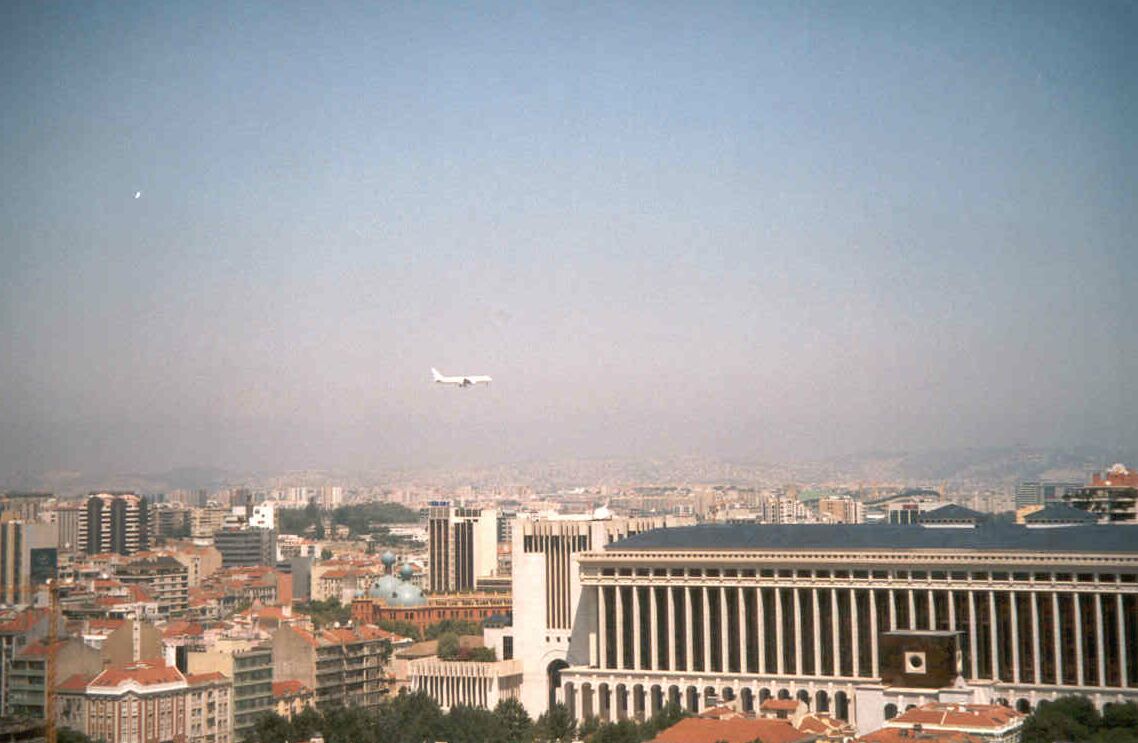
[431,368,443,382]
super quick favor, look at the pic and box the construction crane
[15,578,61,743]
[46,579,59,743]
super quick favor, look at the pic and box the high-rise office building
[214,527,277,568]
[0,492,52,522]
[428,503,498,593]
[0,521,58,604]
[1015,482,1081,510]
[818,497,865,524]
[1013,482,1042,510]
[51,503,83,553]
[78,493,149,556]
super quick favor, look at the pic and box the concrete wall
[271,627,316,689]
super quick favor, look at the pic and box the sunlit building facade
[557,522,1138,733]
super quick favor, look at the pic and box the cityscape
[2,3,1134,743]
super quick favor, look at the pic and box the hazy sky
[1,1,1135,476]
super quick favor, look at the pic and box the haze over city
[2,2,1134,480]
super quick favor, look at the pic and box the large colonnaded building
[547,518,1138,734]
[485,510,696,714]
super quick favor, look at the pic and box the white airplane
[431,367,492,388]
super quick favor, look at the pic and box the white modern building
[485,510,694,715]
[407,657,523,711]
[427,503,499,593]
[553,521,1138,733]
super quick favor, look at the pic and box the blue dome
[368,575,401,599]
[399,564,414,580]
[381,551,396,568]
[391,582,426,607]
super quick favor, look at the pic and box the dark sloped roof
[605,523,1138,553]
[1024,503,1097,524]
[917,504,984,523]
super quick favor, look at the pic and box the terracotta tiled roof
[163,621,205,638]
[0,608,48,633]
[18,639,67,657]
[87,618,126,631]
[648,718,813,743]
[797,714,854,736]
[290,628,320,647]
[58,673,93,692]
[700,705,741,720]
[761,698,802,711]
[186,671,228,685]
[272,680,310,697]
[91,662,186,688]
[859,730,981,743]
[890,704,1024,730]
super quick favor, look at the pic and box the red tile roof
[797,714,854,736]
[162,621,205,638]
[890,704,1024,730]
[859,730,981,743]
[91,662,185,688]
[58,673,93,692]
[0,608,47,633]
[186,671,228,685]
[762,698,802,711]
[272,680,310,697]
[17,639,67,657]
[648,718,813,743]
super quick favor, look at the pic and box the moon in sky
[134,191,141,199]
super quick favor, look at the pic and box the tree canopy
[278,501,417,538]
[1022,697,1138,743]
[247,693,685,743]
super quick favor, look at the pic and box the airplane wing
[432,369,491,386]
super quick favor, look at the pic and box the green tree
[250,712,293,743]
[289,705,325,742]
[296,598,351,629]
[379,690,444,743]
[436,632,461,660]
[441,704,503,743]
[587,719,641,743]
[641,701,686,738]
[494,698,533,743]
[320,547,334,560]
[1102,702,1138,731]
[577,717,600,740]
[331,502,418,537]
[320,705,375,743]
[425,619,483,639]
[465,646,497,662]
[534,703,576,743]
[1022,696,1100,743]
[376,619,422,641]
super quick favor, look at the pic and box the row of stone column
[595,584,1137,688]
[414,674,492,709]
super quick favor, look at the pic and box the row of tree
[1022,697,1138,743]
[250,694,688,743]
[279,501,419,539]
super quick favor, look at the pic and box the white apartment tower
[428,503,499,593]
